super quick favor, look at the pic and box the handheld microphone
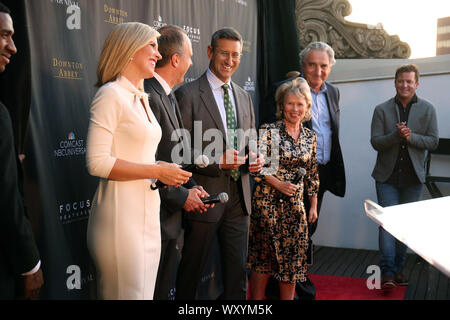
[182,154,209,172]
[151,155,209,190]
[278,167,307,203]
[291,167,307,185]
[201,192,229,204]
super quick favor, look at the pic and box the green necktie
[222,83,240,181]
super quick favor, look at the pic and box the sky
[346,0,450,58]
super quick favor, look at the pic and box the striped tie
[222,83,240,181]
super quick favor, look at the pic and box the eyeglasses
[217,50,242,60]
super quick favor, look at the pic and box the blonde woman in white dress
[86,22,192,300]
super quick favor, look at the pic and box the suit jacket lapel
[231,81,245,129]
[150,78,180,130]
[199,74,227,143]
[324,84,339,132]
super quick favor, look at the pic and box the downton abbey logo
[104,4,128,25]
[52,58,83,80]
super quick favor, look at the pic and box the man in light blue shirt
[300,42,345,236]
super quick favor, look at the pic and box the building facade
[437,16,450,55]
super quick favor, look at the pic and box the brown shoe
[381,274,396,290]
[394,272,408,286]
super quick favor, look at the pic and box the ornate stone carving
[295,0,411,58]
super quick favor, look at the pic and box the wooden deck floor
[309,246,450,300]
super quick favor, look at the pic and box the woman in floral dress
[248,77,319,300]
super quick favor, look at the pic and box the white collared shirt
[206,68,238,137]
[153,72,172,95]
[310,83,332,165]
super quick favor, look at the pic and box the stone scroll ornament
[295,0,411,58]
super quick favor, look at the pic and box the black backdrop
[0,0,301,299]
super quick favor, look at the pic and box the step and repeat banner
[23,0,257,299]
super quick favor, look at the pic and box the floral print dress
[248,120,319,283]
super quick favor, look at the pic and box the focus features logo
[54,132,86,157]
[59,199,91,224]
[182,25,201,43]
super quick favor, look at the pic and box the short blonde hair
[275,77,312,121]
[96,22,160,87]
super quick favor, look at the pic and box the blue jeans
[375,182,423,276]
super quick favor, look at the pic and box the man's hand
[248,152,264,173]
[219,149,247,170]
[183,186,214,213]
[396,122,411,141]
[21,268,43,300]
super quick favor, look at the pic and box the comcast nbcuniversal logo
[53,132,86,157]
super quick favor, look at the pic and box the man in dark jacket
[0,2,43,299]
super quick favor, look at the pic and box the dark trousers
[153,234,183,300]
[176,179,250,300]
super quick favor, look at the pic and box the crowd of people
[0,1,439,300]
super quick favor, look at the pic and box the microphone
[278,167,307,203]
[291,167,307,185]
[201,192,229,204]
[151,155,209,190]
[182,154,209,172]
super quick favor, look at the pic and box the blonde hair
[95,22,160,87]
[275,77,312,121]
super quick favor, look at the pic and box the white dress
[86,76,162,300]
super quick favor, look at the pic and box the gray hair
[210,27,242,50]
[299,41,336,67]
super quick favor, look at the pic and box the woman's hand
[308,207,318,223]
[274,181,300,197]
[156,161,192,187]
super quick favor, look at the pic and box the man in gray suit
[175,27,263,299]
[144,25,210,300]
[370,64,438,290]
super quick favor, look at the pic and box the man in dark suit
[300,42,345,230]
[175,27,264,300]
[144,25,210,300]
[299,41,346,294]
[0,2,43,299]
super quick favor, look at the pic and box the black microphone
[278,167,307,203]
[291,167,307,185]
[201,192,229,204]
[151,155,209,190]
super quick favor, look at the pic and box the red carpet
[309,274,407,300]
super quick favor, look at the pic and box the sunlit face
[207,38,241,83]
[283,92,308,126]
[302,49,331,93]
[131,36,161,79]
[176,34,193,85]
[395,71,418,102]
[0,12,17,72]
